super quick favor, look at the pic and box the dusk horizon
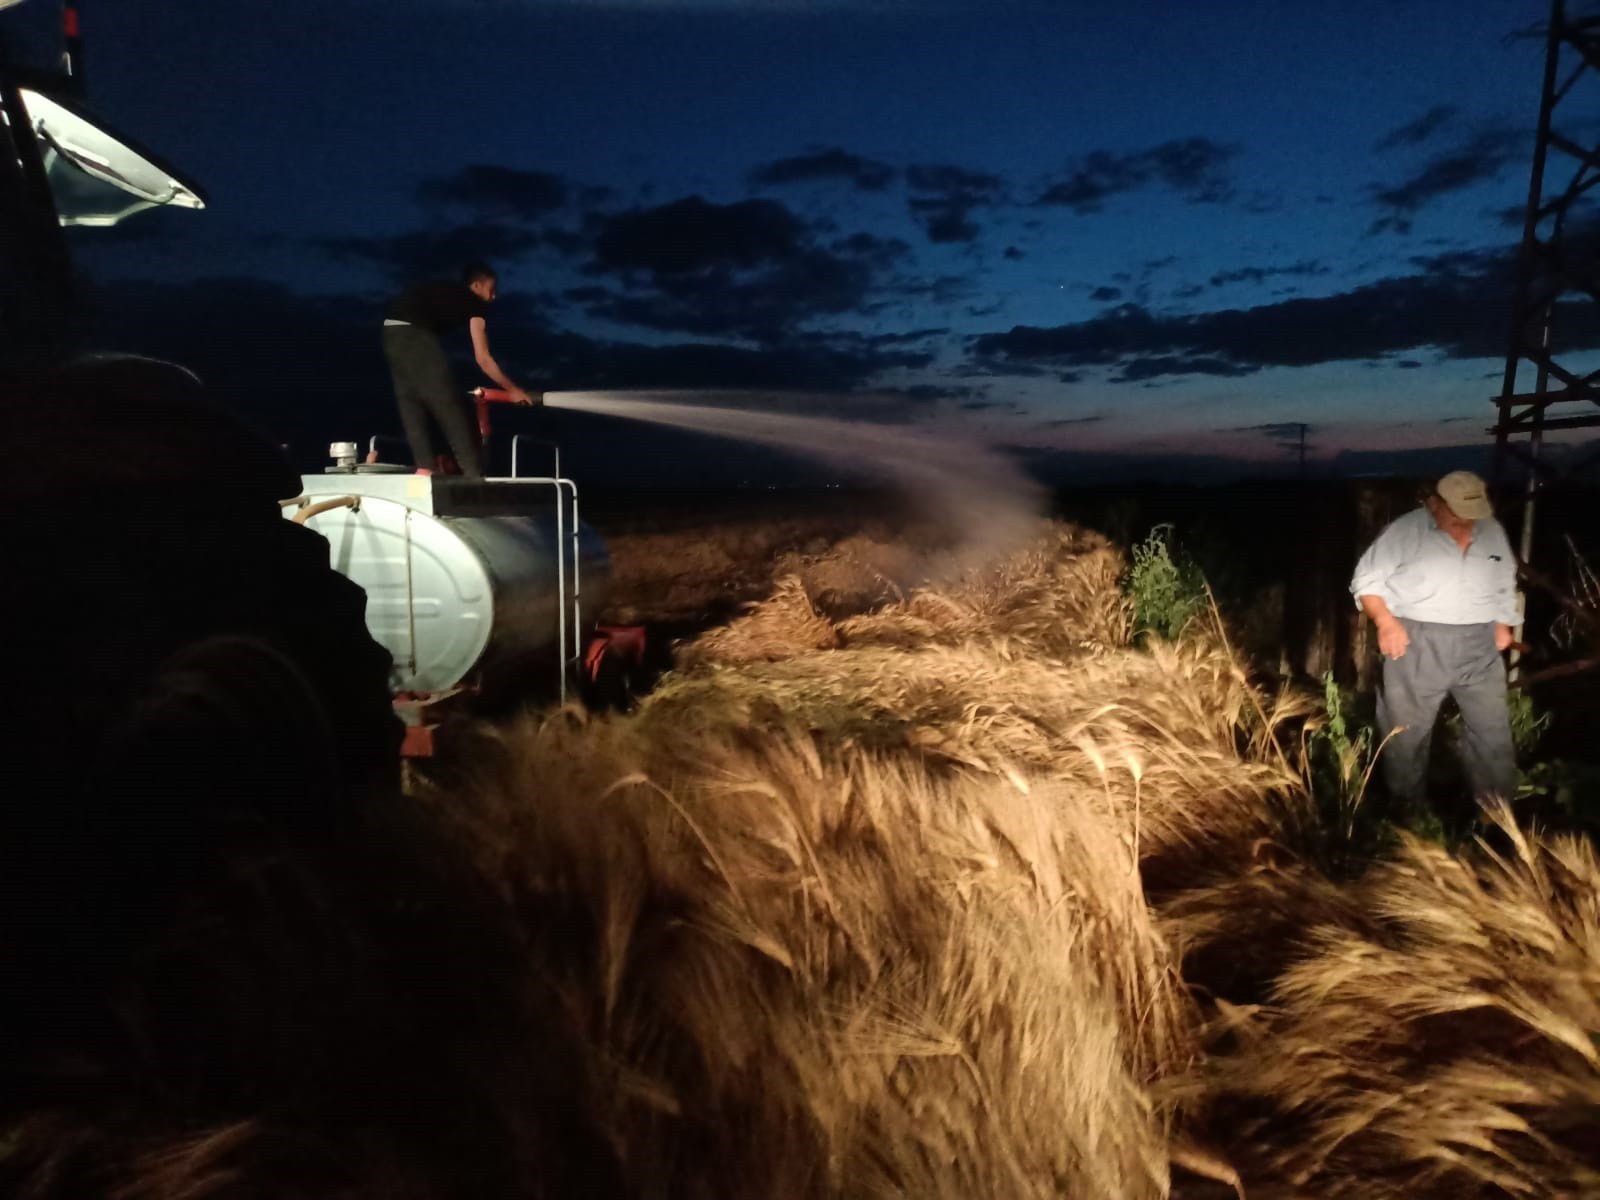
[18,0,1600,483]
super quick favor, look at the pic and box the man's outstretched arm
[469,317,540,405]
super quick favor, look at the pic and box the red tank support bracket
[400,723,437,758]
[393,687,473,758]
[586,625,647,682]
[582,626,649,711]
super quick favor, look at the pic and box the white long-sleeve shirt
[1350,506,1520,626]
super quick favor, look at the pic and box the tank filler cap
[328,441,359,471]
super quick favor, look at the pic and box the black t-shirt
[386,280,489,334]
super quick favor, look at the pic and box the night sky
[20,0,1595,483]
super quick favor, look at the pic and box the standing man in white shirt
[1350,471,1521,811]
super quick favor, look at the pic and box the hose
[292,495,360,524]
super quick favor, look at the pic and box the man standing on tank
[381,261,539,477]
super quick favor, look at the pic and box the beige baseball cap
[1436,470,1492,520]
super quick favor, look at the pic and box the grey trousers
[380,325,483,477]
[1376,618,1516,808]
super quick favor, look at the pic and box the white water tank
[285,473,608,694]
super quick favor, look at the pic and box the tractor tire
[2,354,401,832]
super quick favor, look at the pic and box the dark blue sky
[25,0,1596,478]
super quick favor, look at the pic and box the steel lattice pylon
[1493,0,1600,576]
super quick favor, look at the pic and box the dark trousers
[1376,618,1517,810]
[380,324,482,477]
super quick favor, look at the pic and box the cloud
[577,195,904,339]
[1036,137,1237,213]
[1209,260,1326,288]
[907,163,1005,194]
[316,222,547,281]
[1090,286,1123,302]
[592,194,808,274]
[1375,105,1459,151]
[549,336,926,393]
[542,227,592,256]
[905,162,1006,244]
[1040,414,1105,428]
[1036,152,1142,211]
[1369,128,1526,234]
[1115,355,1255,381]
[859,326,950,345]
[879,382,978,403]
[749,147,896,191]
[1230,421,1310,440]
[572,278,859,341]
[416,164,569,217]
[896,273,978,304]
[956,355,1048,379]
[786,328,937,371]
[1143,138,1238,197]
[1242,190,1285,215]
[827,231,914,269]
[969,239,1600,380]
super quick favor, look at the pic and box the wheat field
[7,513,1596,1198]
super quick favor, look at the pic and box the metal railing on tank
[474,387,584,705]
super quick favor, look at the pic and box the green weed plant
[1126,525,1208,642]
